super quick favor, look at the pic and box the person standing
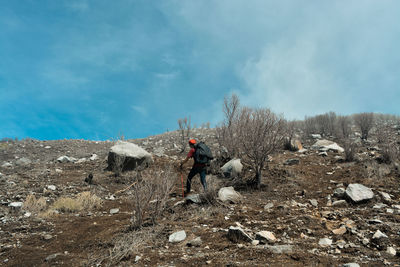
[180,139,207,194]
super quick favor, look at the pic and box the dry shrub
[50,191,102,213]
[343,140,357,162]
[23,194,47,213]
[129,167,175,229]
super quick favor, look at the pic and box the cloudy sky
[1,0,399,140]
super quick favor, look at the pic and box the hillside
[1,128,400,266]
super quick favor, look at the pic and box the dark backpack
[194,142,213,164]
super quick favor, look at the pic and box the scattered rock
[332,200,347,207]
[386,246,396,256]
[255,231,277,243]
[332,227,347,235]
[1,162,12,168]
[333,188,346,198]
[227,226,253,243]
[185,194,202,204]
[169,230,186,243]
[312,139,344,153]
[218,187,243,203]
[264,203,274,210]
[45,253,62,262]
[187,237,202,247]
[309,199,318,207]
[341,264,360,267]
[318,238,333,247]
[89,154,99,161]
[47,185,56,191]
[284,159,299,166]
[345,184,374,203]
[15,157,32,166]
[379,191,391,202]
[372,230,388,239]
[263,245,293,254]
[57,156,77,163]
[109,208,119,215]
[9,202,23,208]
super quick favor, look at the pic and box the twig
[114,181,137,195]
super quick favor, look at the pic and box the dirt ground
[1,132,400,266]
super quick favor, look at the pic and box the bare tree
[216,93,241,158]
[337,115,351,138]
[177,116,191,153]
[353,113,374,140]
[235,107,286,188]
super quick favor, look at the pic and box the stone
[57,156,77,163]
[386,247,396,256]
[15,157,31,166]
[345,184,374,203]
[47,185,56,191]
[1,162,12,168]
[110,208,119,214]
[89,154,99,161]
[319,238,333,247]
[284,158,299,165]
[318,152,328,157]
[312,139,344,153]
[373,203,388,209]
[332,227,347,235]
[264,203,274,210]
[342,264,360,267]
[107,141,153,172]
[252,240,260,246]
[185,194,202,204]
[227,226,253,243]
[169,230,186,243]
[256,231,277,243]
[309,199,318,207]
[45,253,62,262]
[372,230,388,239]
[187,237,202,247]
[333,188,346,198]
[264,245,293,254]
[332,200,347,207]
[379,191,391,202]
[218,187,243,203]
[311,134,322,139]
[9,202,23,208]
[221,159,243,178]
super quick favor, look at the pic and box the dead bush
[177,116,191,153]
[353,112,374,140]
[23,194,47,213]
[129,167,175,229]
[50,192,102,213]
[343,140,357,162]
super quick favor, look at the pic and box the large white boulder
[221,159,243,178]
[311,139,344,153]
[218,187,243,203]
[107,141,153,172]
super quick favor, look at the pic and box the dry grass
[50,191,103,213]
[23,194,47,213]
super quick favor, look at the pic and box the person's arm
[180,148,194,168]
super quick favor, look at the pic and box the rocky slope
[0,129,400,266]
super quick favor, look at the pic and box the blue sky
[1,0,399,140]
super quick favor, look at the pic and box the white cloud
[131,105,148,117]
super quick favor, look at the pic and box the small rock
[264,245,293,254]
[1,162,12,168]
[45,253,62,262]
[110,208,119,215]
[15,157,31,166]
[187,237,202,247]
[43,234,53,240]
[309,199,318,207]
[342,264,360,267]
[185,194,202,204]
[264,203,274,210]
[9,202,23,208]
[332,200,347,206]
[89,154,99,161]
[372,230,388,239]
[135,255,141,262]
[319,238,333,247]
[256,231,277,243]
[227,226,253,243]
[333,188,346,198]
[379,191,392,202]
[57,156,77,163]
[169,230,186,243]
[218,187,243,203]
[332,227,346,235]
[252,240,260,246]
[47,185,56,191]
[283,159,299,165]
[386,246,396,256]
[345,183,374,203]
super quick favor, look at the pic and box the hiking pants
[186,166,207,192]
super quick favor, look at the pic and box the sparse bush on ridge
[353,112,374,140]
[177,116,191,153]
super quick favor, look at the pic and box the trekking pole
[180,172,185,198]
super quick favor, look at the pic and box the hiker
[180,139,212,194]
